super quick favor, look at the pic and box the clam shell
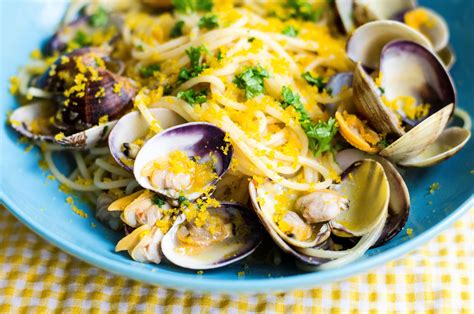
[9,101,115,149]
[354,0,416,21]
[353,63,405,137]
[160,203,262,270]
[248,181,330,266]
[108,109,187,172]
[346,20,432,69]
[398,127,471,167]
[437,45,456,70]
[249,180,331,248]
[330,159,390,237]
[335,0,355,34]
[336,149,410,246]
[380,103,453,162]
[133,122,233,200]
[403,7,449,52]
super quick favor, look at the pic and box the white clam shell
[108,108,186,172]
[9,101,115,149]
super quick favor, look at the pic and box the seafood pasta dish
[8,0,471,270]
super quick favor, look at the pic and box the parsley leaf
[89,6,108,27]
[177,88,208,105]
[177,46,209,83]
[233,65,269,99]
[152,195,166,207]
[284,0,323,22]
[73,30,92,47]
[178,195,190,206]
[378,87,385,94]
[170,20,185,38]
[302,72,326,92]
[172,0,213,14]
[139,63,161,78]
[280,86,338,155]
[198,14,219,29]
[305,118,338,156]
[282,25,299,37]
[216,50,224,60]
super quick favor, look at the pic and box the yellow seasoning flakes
[54,132,66,141]
[30,49,42,59]
[98,115,109,125]
[113,82,123,96]
[404,8,435,31]
[95,87,106,98]
[9,76,20,95]
[66,196,88,218]
[429,182,440,194]
[406,228,413,236]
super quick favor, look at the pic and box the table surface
[0,205,472,313]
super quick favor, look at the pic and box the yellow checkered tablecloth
[0,206,472,313]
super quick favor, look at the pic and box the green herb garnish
[302,72,326,92]
[177,88,208,105]
[172,0,213,14]
[170,20,185,38]
[72,30,92,47]
[281,86,338,155]
[198,14,219,30]
[233,65,269,99]
[282,25,299,37]
[139,63,161,78]
[89,6,108,27]
[177,46,209,83]
[152,195,166,207]
[284,0,323,22]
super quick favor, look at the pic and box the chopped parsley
[139,63,161,78]
[216,50,224,61]
[280,86,338,155]
[152,195,166,207]
[177,46,209,83]
[378,87,385,94]
[198,14,219,30]
[89,6,108,27]
[282,25,299,37]
[233,65,269,99]
[172,0,213,14]
[170,20,185,38]
[178,195,190,206]
[378,138,389,148]
[302,72,326,92]
[177,88,208,105]
[72,30,92,47]
[284,0,324,22]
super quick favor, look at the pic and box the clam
[161,203,262,270]
[108,189,172,228]
[346,20,432,69]
[249,159,390,266]
[336,149,410,246]
[325,72,353,115]
[108,109,187,172]
[133,123,233,200]
[351,40,465,165]
[116,224,164,264]
[9,48,136,148]
[353,0,416,24]
[398,127,471,167]
[43,6,117,55]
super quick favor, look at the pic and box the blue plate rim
[1,187,472,293]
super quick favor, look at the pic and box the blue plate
[0,0,472,293]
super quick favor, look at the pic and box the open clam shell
[9,101,115,149]
[336,149,410,246]
[347,20,433,69]
[398,127,471,167]
[160,203,262,270]
[402,7,449,52]
[108,108,186,172]
[248,181,330,266]
[330,159,390,237]
[335,0,355,34]
[354,0,416,23]
[353,40,456,163]
[249,180,331,248]
[133,122,233,200]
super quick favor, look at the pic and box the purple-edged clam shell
[160,202,262,270]
[43,16,89,55]
[326,72,353,114]
[133,122,233,200]
[108,108,187,172]
[380,40,456,126]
